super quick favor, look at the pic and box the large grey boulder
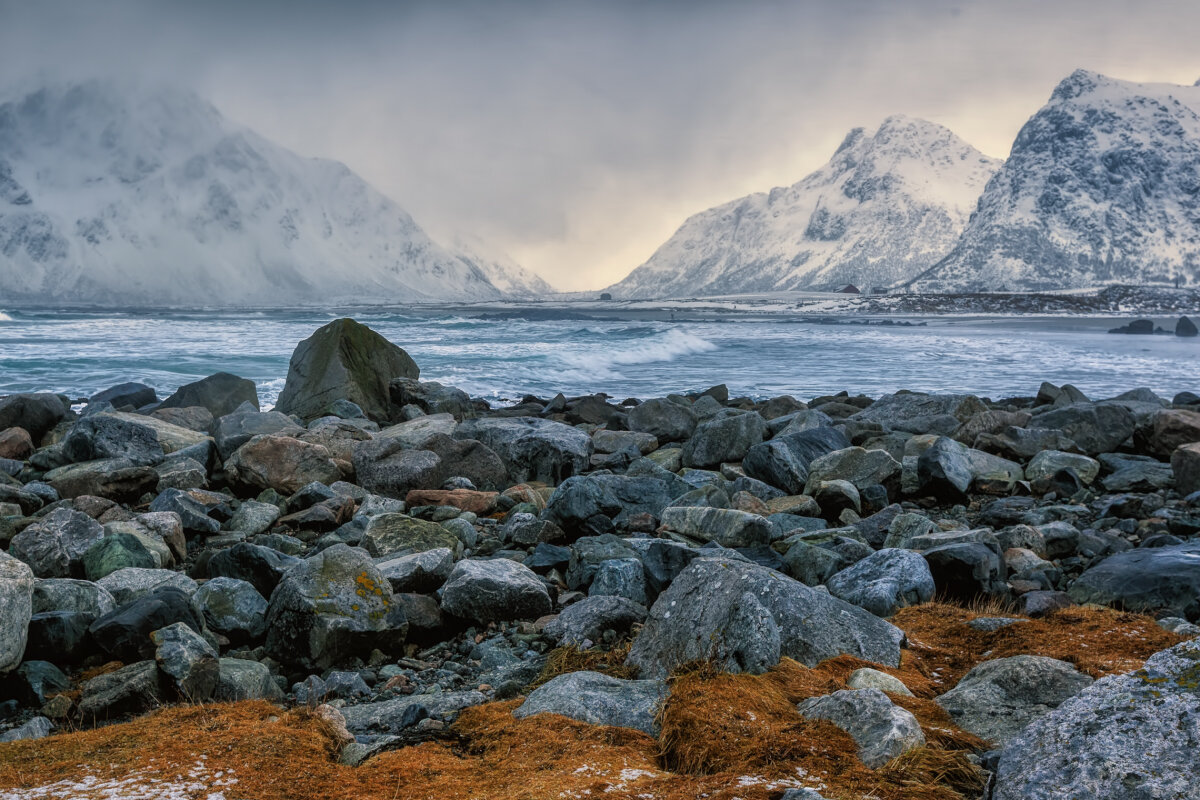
[1068,541,1200,620]
[543,595,648,646]
[264,544,407,669]
[97,567,197,606]
[935,655,1093,745]
[77,660,166,722]
[826,549,934,618]
[797,688,925,768]
[659,506,773,548]
[191,577,268,642]
[993,640,1200,800]
[215,658,284,701]
[8,506,104,578]
[627,398,697,443]
[682,411,766,469]
[352,441,443,498]
[454,417,591,485]
[542,474,675,538]
[514,671,668,736]
[440,558,552,623]
[742,427,850,495]
[159,372,259,418]
[0,393,69,441]
[361,513,460,558]
[1026,450,1101,484]
[341,690,487,734]
[276,318,418,423]
[0,551,35,673]
[151,621,219,701]
[377,547,455,593]
[626,558,905,678]
[62,412,166,466]
[211,410,303,461]
[31,578,116,617]
[389,377,473,419]
[915,436,974,500]
[1030,402,1137,456]
[852,392,986,434]
[804,446,901,495]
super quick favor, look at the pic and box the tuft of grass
[528,640,637,690]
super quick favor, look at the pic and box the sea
[0,307,1197,408]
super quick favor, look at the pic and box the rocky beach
[1,316,1199,800]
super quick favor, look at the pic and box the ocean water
[0,308,1197,407]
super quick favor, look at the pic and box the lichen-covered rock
[151,621,219,701]
[360,513,461,558]
[440,558,552,623]
[0,551,35,673]
[658,506,773,548]
[826,548,934,618]
[8,506,104,578]
[935,655,1093,745]
[263,544,407,669]
[993,640,1200,800]
[627,557,905,678]
[798,688,925,768]
[275,318,418,422]
[514,671,668,736]
[77,660,166,722]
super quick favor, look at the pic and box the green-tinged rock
[361,513,461,558]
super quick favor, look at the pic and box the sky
[1,0,1199,291]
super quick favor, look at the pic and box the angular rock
[0,551,34,673]
[454,417,591,485]
[225,434,341,495]
[191,577,268,642]
[1026,450,1101,484]
[89,586,206,662]
[276,318,419,422]
[264,544,407,669]
[659,506,773,548]
[211,409,304,461]
[514,671,668,736]
[543,595,648,647]
[77,660,166,722]
[798,688,925,768]
[681,411,766,469]
[852,392,986,434]
[542,474,674,538]
[215,657,284,701]
[151,621,219,701]
[1147,409,1200,459]
[993,640,1200,800]
[45,458,157,502]
[627,558,904,678]
[1068,541,1200,620]
[377,547,455,593]
[1031,402,1136,456]
[9,506,104,578]
[743,427,851,495]
[804,446,901,496]
[361,513,460,558]
[159,372,259,418]
[352,440,443,498]
[340,690,486,734]
[0,393,69,442]
[826,549,935,618]
[90,382,157,410]
[207,542,302,598]
[915,436,973,500]
[935,655,1093,745]
[1171,442,1200,496]
[389,377,472,419]
[847,667,913,696]
[97,568,198,606]
[627,398,697,443]
[440,558,551,623]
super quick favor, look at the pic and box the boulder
[77,660,166,722]
[88,586,206,662]
[90,382,157,409]
[975,426,1082,460]
[542,474,674,538]
[543,595,648,647]
[993,640,1200,800]
[1030,402,1136,456]
[804,446,901,497]
[340,690,487,734]
[45,458,158,501]
[389,377,472,419]
[852,392,986,434]
[589,558,648,605]
[0,426,34,460]
[369,414,458,449]
[780,540,846,586]
[8,506,104,578]
[1172,442,1200,495]
[211,410,303,461]
[923,543,1005,603]
[627,398,697,443]
[1026,450,1101,484]
[352,441,443,498]
[681,411,766,469]
[847,667,913,696]
[82,532,163,580]
[377,547,455,593]
[513,671,667,736]
[264,544,407,669]
[151,621,219,701]
[797,688,925,768]
[422,434,510,491]
[1068,541,1200,620]
[935,655,1093,745]
[159,372,259,418]
[914,436,973,500]
[454,417,592,484]
[743,427,851,495]
[0,551,34,673]
[215,658,284,701]
[225,434,342,495]
[360,513,460,558]
[31,578,116,617]
[440,558,552,623]
[826,549,935,618]
[658,506,773,548]
[0,393,69,441]
[97,568,197,606]
[275,318,419,422]
[1146,409,1200,459]
[191,577,268,642]
[626,558,904,678]
[207,542,302,598]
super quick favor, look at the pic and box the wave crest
[555,328,717,377]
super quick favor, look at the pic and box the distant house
[835,284,861,294]
[868,286,889,295]
[599,292,613,301]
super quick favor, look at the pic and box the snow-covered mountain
[0,81,519,306]
[910,71,1200,292]
[605,115,1001,298]
[438,231,555,298]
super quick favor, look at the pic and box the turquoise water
[0,308,1197,406]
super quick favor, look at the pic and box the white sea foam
[0,311,14,322]
[555,328,717,375]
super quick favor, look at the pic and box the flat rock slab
[514,670,668,736]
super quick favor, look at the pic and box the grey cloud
[2,0,1198,290]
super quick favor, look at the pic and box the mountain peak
[1050,68,1108,101]
[0,81,526,306]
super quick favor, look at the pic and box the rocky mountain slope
[606,115,1000,298]
[910,71,1200,292]
[0,81,530,306]
[438,231,555,298]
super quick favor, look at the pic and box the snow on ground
[0,761,236,800]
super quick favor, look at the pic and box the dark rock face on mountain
[912,70,1200,292]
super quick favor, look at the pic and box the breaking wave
[555,328,717,376]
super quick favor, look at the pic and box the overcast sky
[2,0,1198,291]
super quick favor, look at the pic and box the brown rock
[225,435,342,495]
[405,488,499,515]
[0,426,34,460]
[1149,409,1200,458]
[1171,442,1200,496]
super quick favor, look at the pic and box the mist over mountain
[910,70,1200,292]
[605,115,1001,298]
[0,81,531,306]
